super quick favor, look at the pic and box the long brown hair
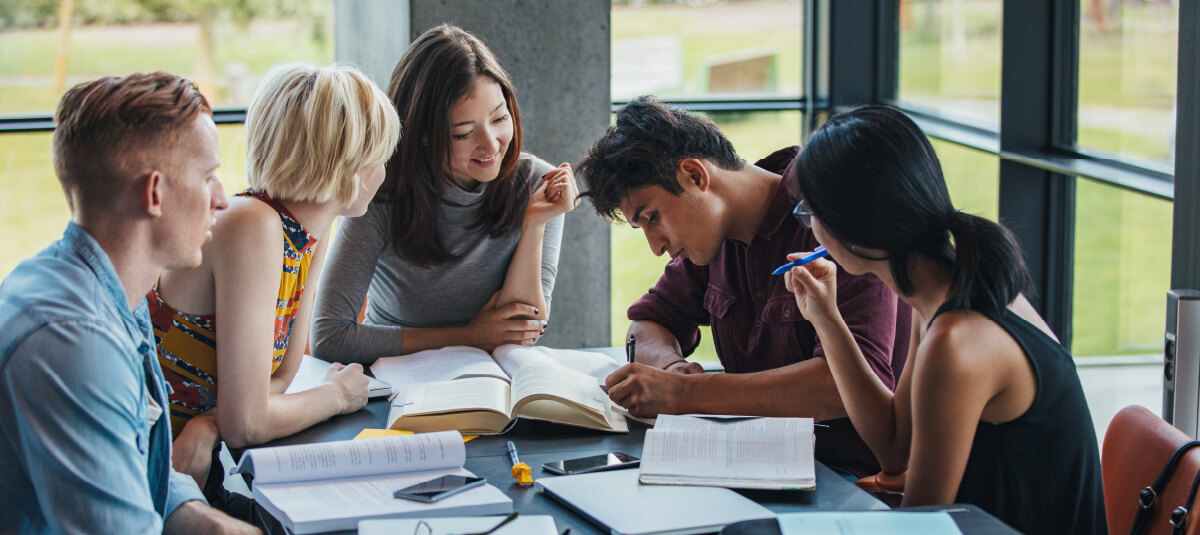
[378,24,526,267]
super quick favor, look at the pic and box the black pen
[626,334,636,364]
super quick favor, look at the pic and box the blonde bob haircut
[245,63,400,206]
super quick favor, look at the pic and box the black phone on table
[542,452,640,475]
[392,475,486,502]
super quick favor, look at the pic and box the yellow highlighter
[507,440,533,486]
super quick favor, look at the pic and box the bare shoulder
[209,197,284,270]
[917,310,1008,382]
[212,198,283,249]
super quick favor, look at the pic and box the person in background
[577,96,910,478]
[782,105,1105,533]
[149,63,399,523]
[312,24,578,364]
[0,72,257,533]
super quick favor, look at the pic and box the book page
[509,365,609,416]
[640,415,814,482]
[370,346,507,392]
[402,377,511,417]
[492,345,623,384]
[233,431,465,485]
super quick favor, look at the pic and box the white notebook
[639,415,816,490]
[537,469,776,535]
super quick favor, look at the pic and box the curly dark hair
[576,96,743,221]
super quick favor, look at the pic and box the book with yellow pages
[638,414,816,490]
[376,345,628,435]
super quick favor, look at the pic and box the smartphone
[542,452,640,475]
[392,475,486,502]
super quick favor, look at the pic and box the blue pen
[771,245,830,275]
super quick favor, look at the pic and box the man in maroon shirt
[577,97,910,477]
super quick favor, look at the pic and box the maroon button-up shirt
[627,146,912,477]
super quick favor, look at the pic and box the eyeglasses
[413,512,520,535]
[792,199,813,228]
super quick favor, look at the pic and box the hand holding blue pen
[771,245,830,275]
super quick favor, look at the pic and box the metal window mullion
[999,0,1077,345]
[1172,1,1200,290]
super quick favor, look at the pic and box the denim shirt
[0,222,206,534]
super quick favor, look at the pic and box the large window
[897,0,1002,127]
[933,138,999,220]
[1077,0,1178,167]
[611,0,802,100]
[1072,178,1173,357]
[0,2,333,115]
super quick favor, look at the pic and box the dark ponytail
[789,105,1032,319]
[942,211,1033,318]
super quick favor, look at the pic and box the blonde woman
[150,64,401,500]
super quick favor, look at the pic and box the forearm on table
[676,358,848,421]
[219,386,348,449]
[399,324,476,354]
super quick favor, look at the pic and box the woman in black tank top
[780,106,1105,534]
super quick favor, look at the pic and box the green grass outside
[612,1,802,96]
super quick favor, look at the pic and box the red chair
[1104,404,1200,535]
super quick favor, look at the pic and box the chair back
[1104,404,1200,535]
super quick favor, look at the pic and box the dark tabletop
[253,398,890,534]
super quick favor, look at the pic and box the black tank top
[929,303,1106,535]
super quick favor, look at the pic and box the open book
[638,414,816,490]
[373,345,628,435]
[230,431,511,534]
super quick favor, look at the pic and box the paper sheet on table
[777,511,962,534]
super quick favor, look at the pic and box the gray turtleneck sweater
[310,153,561,364]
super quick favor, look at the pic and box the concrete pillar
[335,0,613,349]
[333,0,410,88]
